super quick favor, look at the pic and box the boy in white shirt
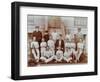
[31,37,40,63]
[76,28,83,42]
[70,39,77,62]
[40,47,54,63]
[64,42,72,63]
[76,39,84,62]
[55,47,63,62]
[40,38,47,57]
[47,35,55,54]
[65,40,71,50]
[51,29,59,42]
[65,30,74,42]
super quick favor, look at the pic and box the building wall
[27,15,87,34]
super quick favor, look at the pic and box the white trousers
[55,54,63,62]
[40,55,54,63]
[41,48,46,57]
[32,49,40,62]
[76,49,83,61]
[63,56,72,62]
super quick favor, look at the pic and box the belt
[32,48,39,49]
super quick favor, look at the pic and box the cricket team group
[28,26,87,64]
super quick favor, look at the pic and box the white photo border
[20,6,95,76]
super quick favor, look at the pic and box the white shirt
[70,42,76,49]
[77,42,84,49]
[51,32,58,41]
[56,50,63,59]
[31,41,39,49]
[65,42,71,48]
[47,40,55,48]
[77,32,83,39]
[64,50,71,58]
[44,50,53,58]
[70,42,76,53]
[40,42,47,48]
[66,34,74,41]
[65,34,71,41]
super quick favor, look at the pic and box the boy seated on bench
[40,47,54,63]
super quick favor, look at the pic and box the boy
[55,47,63,62]
[70,39,77,62]
[64,41,72,63]
[76,39,84,62]
[40,47,54,63]
[32,26,42,44]
[31,37,40,63]
[76,28,83,42]
[65,30,73,42]
[47,35,55,53]
[51,29,59,43]
[55,34,65,53]
[40,38,47,57]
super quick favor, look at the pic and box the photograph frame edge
[11,1,98,80]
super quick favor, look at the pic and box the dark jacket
[32,31,42,43]
[55,39,65,52]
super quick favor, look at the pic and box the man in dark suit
[32,26,42,45]
[55,34,65,53]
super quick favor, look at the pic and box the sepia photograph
[27,15,88,67]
